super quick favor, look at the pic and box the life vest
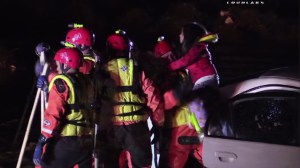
[48,74,95,136]
[169,105,191,127]
[105,58,148,122]
[167,71,199,130]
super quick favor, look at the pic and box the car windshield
[231,91,300,146]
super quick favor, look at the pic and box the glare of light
[10,64,16,72]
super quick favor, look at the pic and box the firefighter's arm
[141,71,165,127]
[163,89,180,110]
[41,79,69,138]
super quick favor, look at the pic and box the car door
[202,91,300,168]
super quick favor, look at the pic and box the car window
[206,101,234,138]
[207,91,300,146]
[231,91,299,146]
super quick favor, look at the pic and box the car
[203,67,300,168]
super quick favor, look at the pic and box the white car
[203,67,300,168]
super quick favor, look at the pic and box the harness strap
[113,107,149,122]
[115,108,148,116]
[67,103,95,112]
[116,86,135,92]
[65,119,92,127]
[114,101,145,106]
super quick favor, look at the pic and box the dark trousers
[114,122,152,168]
[41,136,93,168]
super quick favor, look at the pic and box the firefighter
[153,37,204,168]
[99,29,164,168]
[33,47,95,168]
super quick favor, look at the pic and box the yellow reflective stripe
[84,56,96,62]
[74,23,83,28]
[190,112,202,133]
[113,114,149,122]
[198,34,218,43]
[64,42,76,48]
[49,75,75,104]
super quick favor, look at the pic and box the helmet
[154,36,172,57]
[106,29,128,51]
[65,27,94,47]
[54,48,82,68]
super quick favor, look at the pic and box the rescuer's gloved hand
[150,126,161,144]
[35,42,51,57]
[37,76,48,93]
[33,135,48,166]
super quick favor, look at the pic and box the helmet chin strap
[59,63,71,74]
[77,45,90,53]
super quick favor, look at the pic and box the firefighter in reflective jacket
[153,37,204,168]
[33,47,95,168]
[101,30,164,168]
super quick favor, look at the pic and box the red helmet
[65,27,94,47]
[154,37,172,57]
[54,48,82,68]
[106,30,128,51]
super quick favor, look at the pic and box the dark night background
[0,0,299,167]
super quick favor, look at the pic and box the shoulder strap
[49,74,76,104]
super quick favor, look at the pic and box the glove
[33,143,43,166]
[33,135,48,166]
[37,76,49,93]
[150,126,160,144]
[35,42,51,56]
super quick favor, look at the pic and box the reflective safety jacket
[168,105,190,128]
[166,103,204,133]
[105,58,164,126]
[41,74,94,138]
[164,71,201,131]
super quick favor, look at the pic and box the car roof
[220,67,300,98]
[259,66,300,79]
